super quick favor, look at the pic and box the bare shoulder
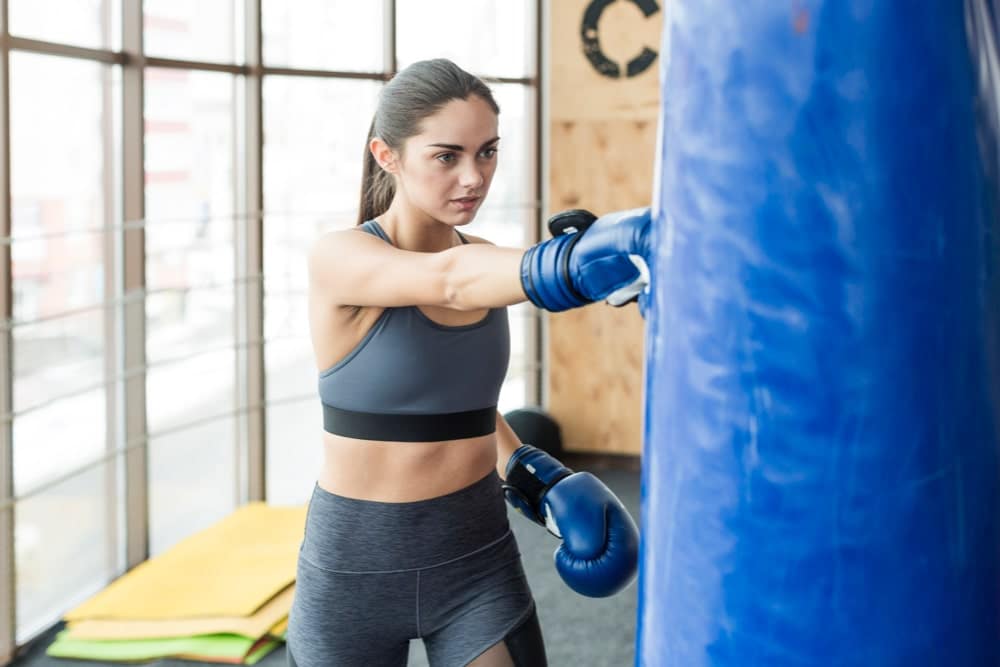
[307,227,395,302]
[309,227,387,271]
[458,231,494,246]
[309,225,453,309]
[310,226,381,256]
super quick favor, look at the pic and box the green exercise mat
[46,628,281,664]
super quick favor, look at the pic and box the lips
[451,195,481,211]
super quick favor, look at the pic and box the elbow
[443,279,478,311]
[443,280,464,309]
[438,248,470,310]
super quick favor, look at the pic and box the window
[0,3,540,654]
[144,68,238,554]
[9,51,121,642]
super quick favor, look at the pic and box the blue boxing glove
[502,444,639,598]
[520,207,652,312]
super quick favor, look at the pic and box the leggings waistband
[300,470,511,572]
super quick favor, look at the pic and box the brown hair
[357,59,500,224]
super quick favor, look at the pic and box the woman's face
[394,95,500,226]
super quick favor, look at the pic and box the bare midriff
[311,253,504,502]
[317,430,499,502]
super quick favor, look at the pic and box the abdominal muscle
[317,430,499,502]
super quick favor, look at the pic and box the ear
[369,137,399,175]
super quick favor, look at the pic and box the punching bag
[639,2,1000,665]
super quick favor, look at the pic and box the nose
[459,159,485,191]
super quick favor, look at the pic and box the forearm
[442,244,527,311]
[495,411,523,480]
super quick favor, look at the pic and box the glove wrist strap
[502,449,572,527]
[520,234,591,312]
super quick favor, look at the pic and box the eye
[480,147,498,159]
[436,152,456,164]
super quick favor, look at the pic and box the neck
[378,198,461,253]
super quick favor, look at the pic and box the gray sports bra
[318,220,511,441]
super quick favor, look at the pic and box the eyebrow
[426,137,500,151]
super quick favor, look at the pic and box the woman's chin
[444,209,478,226]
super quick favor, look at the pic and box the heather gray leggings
[286,471,546,667]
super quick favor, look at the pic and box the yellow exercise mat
[269,616,288,637]
[66,584,295,640]
[66,502,306,621]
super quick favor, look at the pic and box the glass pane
[145,67,237,552]
[265,401,323,504]
[263,77,380,220]
[262,77,380,499]
[145,66,236,367]
[9,0,118,50]
[144,0,237,64]
[16,461,119,642]
[396,0,534,78]
[262,0,384,72]
[146,336,235,428]
[149,421,236,556]
[13,314,106,495]
[10,53,118,494]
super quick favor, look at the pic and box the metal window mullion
[0,0,14,659]
[121,0,147,570]
[100,0,121,592]
[240,0,265,504]
[260,65,388,81]
[534,0,547,409]
[140,54,244,75]
[6,35,123,65]
[4,37,402,81]
[384,0,396,75]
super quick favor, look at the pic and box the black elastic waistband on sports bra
[322,403,497,441]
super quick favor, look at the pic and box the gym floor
[11,454,641,667]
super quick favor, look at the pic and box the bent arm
[495,410,523,480]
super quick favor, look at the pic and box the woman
[287,59,648,667]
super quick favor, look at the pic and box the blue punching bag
[639,2,1000,665]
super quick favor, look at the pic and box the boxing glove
[520,207,652,312]
[503,444,639,598]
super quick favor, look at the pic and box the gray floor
[11,455,641,667]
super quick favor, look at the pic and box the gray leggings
[286,471,546,667]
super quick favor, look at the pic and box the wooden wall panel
[546,0,664,454]
[549,0,663,121]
